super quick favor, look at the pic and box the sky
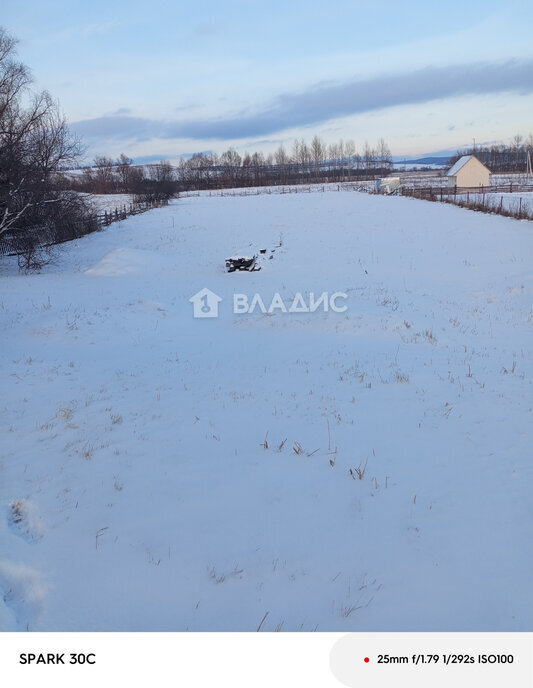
[2,0,533,162]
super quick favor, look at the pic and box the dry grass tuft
[350,457,368,481]
[395,370,410,383]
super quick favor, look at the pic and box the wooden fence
[401,184,533,221]
[179,183,369,199]
[0,198,168,258]
[401,183,533,200]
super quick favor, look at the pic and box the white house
[445,155,491,189]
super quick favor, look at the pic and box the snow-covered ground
[82,193,135,213]
[1,191,532,632]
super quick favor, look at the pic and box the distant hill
[393,156,451,167]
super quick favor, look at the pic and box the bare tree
[297,138,311,182]
[363,141,376,176]
[311,135,325,180]
[92,156,116,193]
[344,139,356,180]
[115,153,134,191]
[134,160,176,203]
[274,144,289,184]
[250,151,265,186]
[1,26,90,261]
[376,138,392,174]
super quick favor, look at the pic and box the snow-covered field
[1,191,532,631]
[83,193,135,213]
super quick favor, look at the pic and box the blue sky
[3,0,532,161]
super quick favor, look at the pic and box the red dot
[364,657,370,663]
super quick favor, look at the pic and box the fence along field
[400,178,533,221]
[182,176,533,221]
[0,198,168,260]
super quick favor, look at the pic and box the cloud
[71,115,157,141]
[70,59,533,143]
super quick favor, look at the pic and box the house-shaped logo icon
[189,288,222,318]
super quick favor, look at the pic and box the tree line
[448,134,533,173]
[68,137,393,195]
[64,154,176,201]
[175,137,393,190]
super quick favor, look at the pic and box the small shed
[376,177,400,194]
[445,155,491,189]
